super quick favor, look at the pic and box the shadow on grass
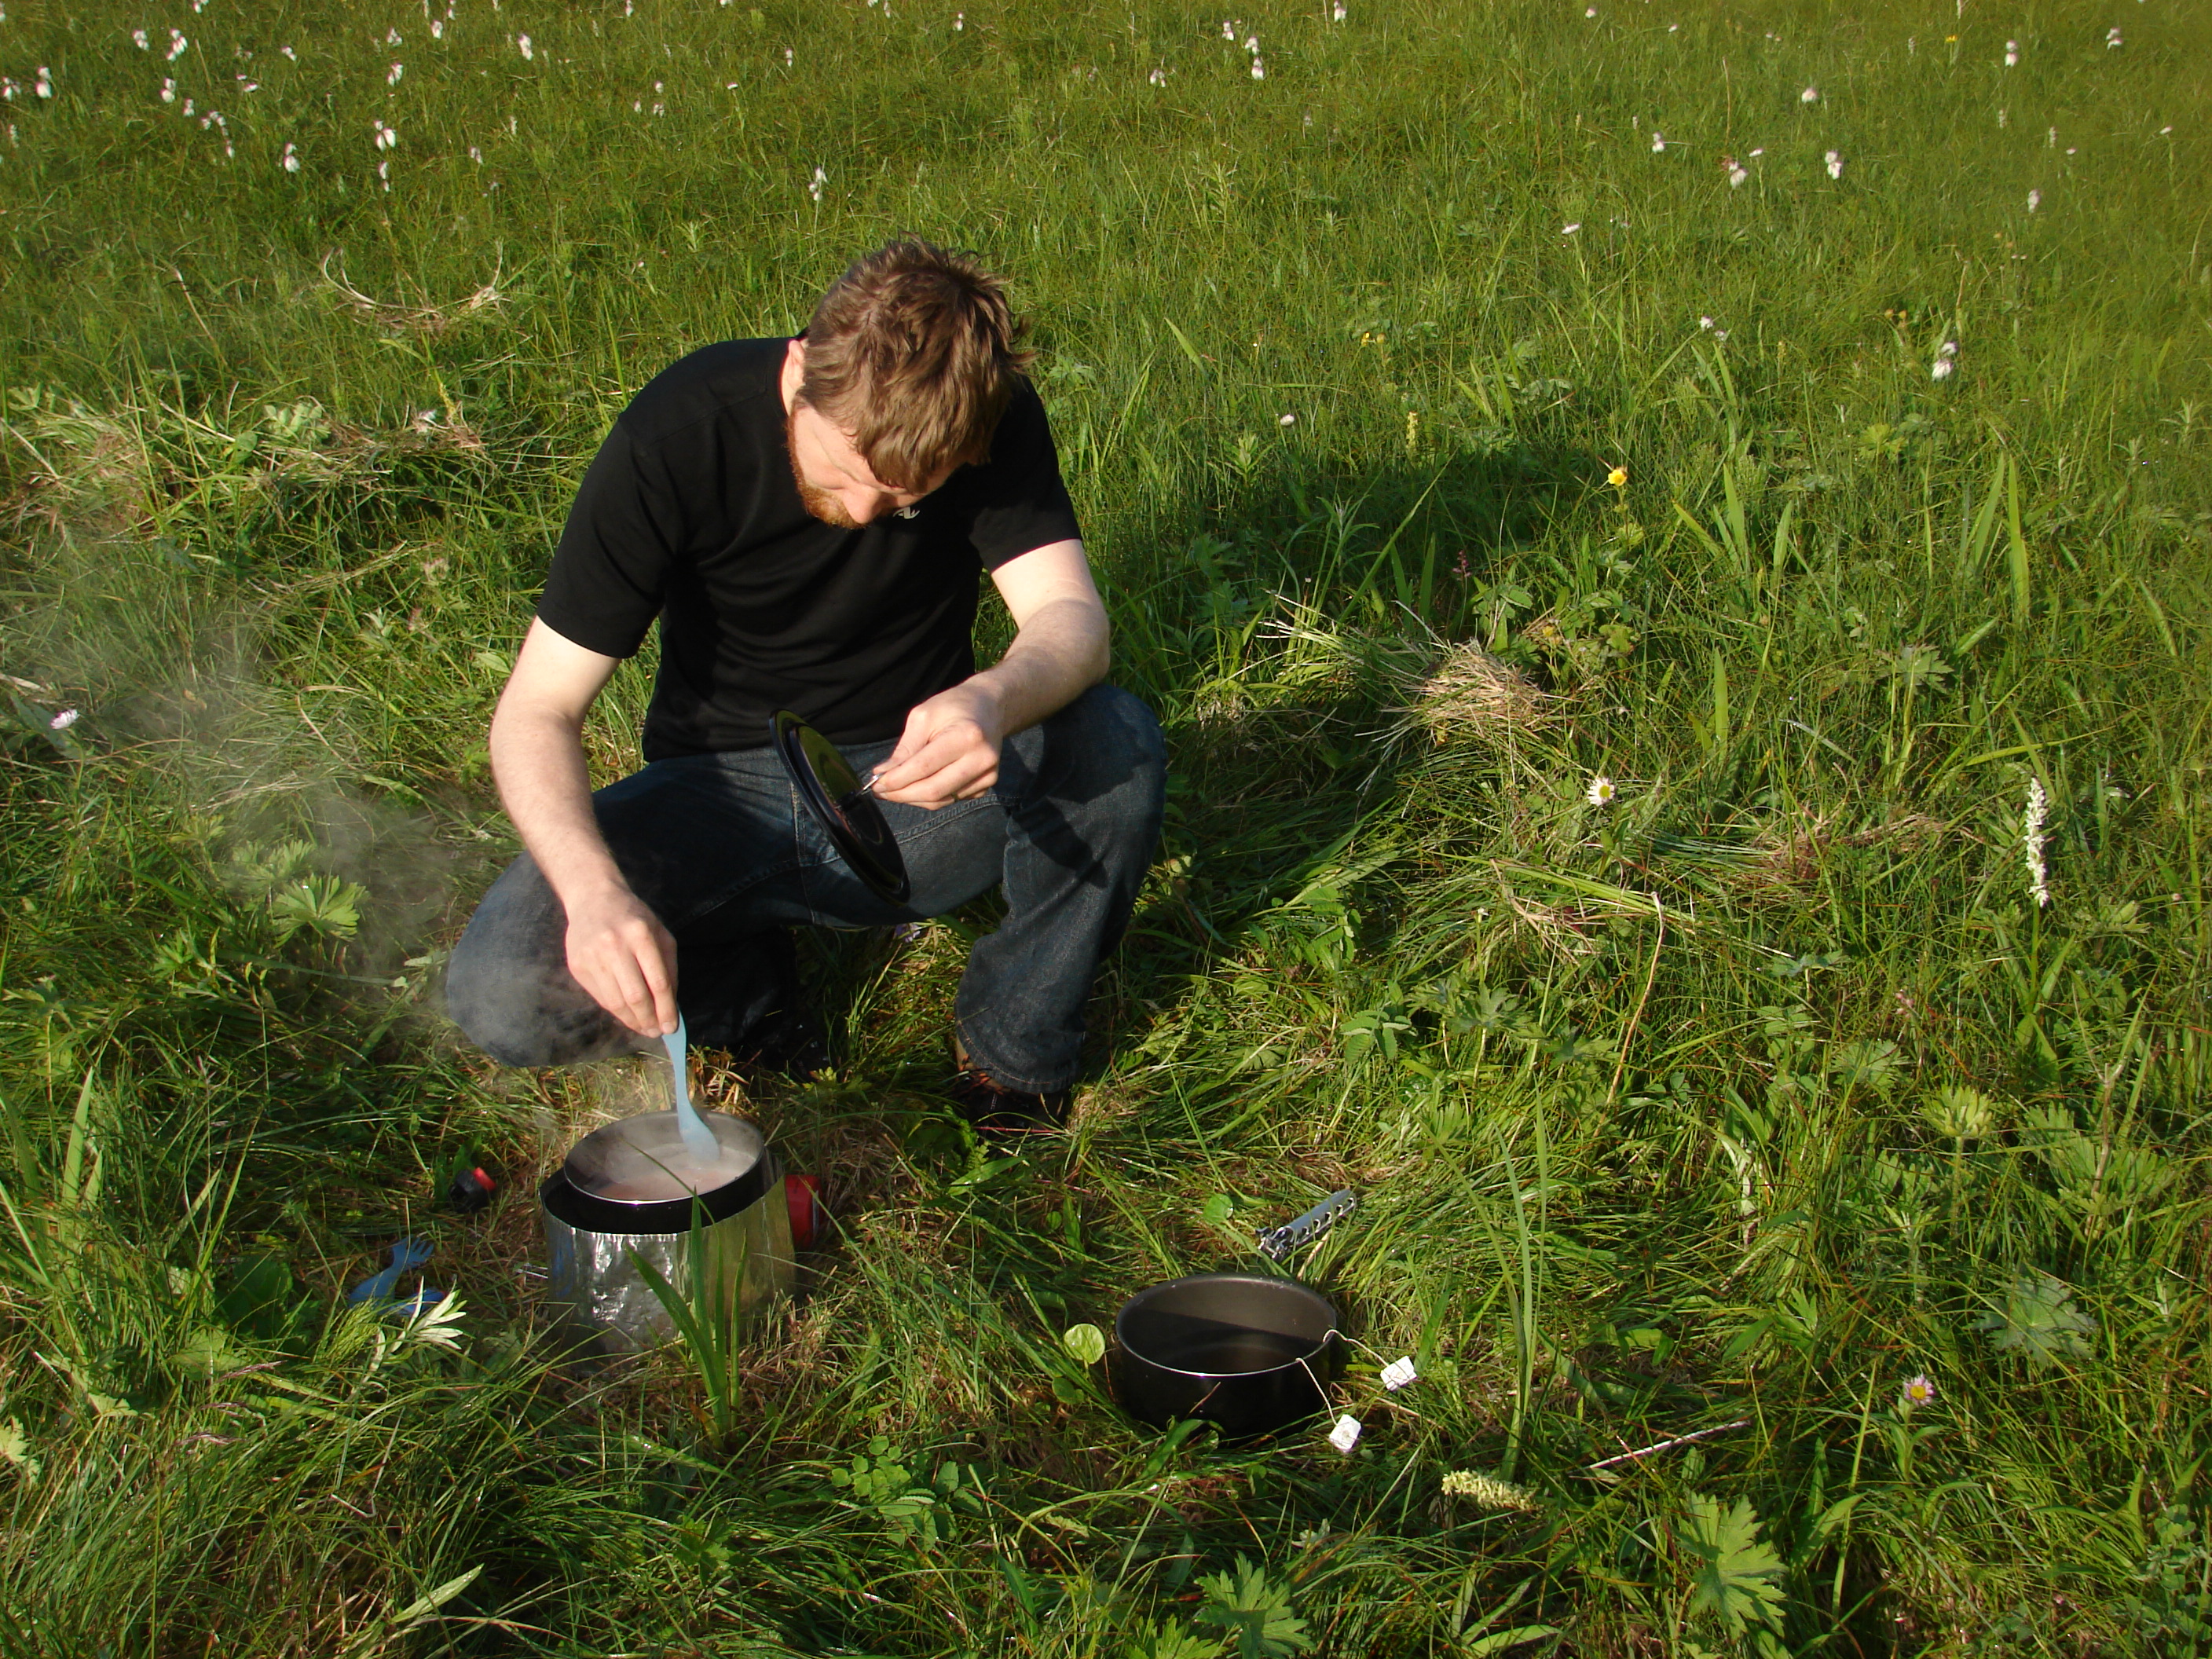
[794,435,1593,1103]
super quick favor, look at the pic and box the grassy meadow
[3,0,2210,1651]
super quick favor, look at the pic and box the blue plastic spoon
[661,1014,721,1166]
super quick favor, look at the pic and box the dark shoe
[948,1064,1069,1137]
[709,1009,830,1081]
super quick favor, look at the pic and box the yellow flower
[1606,465,1628,488]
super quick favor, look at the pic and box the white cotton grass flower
[1244,35,1258,52]
[784,46,793,66]
[1561,222,1580,234]
[167,29,189,60]
[2005,39,2019,67]
[280,45,297,60]
[808,163,826,203]
[1699,315,1715,329]
[1148,66,1167,86]
[372,118,397,149]
[1585,5,1596,15]
[2027,189,2041,212]
[430,19,442,38]
[1279,412,1296,425]
[467,144,482,163]
[1441,1470,1540,1511]
[1800,85,1818,103]
[1250,53,1264,79]
[518,33,533,60]
[1331,0,1346,18]
[378,158,390,191]
[2106,27,2121,49]
[183,97,195,115]
[1586,775,1617,807]
[1729,163,1748,187]
[386,27,403,45]
[47,708,79,731]
[954,11,965,28]
[133,27,150,49]
[1931,357,1954,380]
[281,141,299,171]
[35,66,51,97]
[160,77,176,102]
[1650,131,1665,152]
[2024,778,2052,907]
[387,61,404,86]
[1826,149,1843,179]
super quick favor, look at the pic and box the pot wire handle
[1256,1188,1357,1263]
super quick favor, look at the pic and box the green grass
[3,0,2210,1652]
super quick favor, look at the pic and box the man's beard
[787,408,860,528]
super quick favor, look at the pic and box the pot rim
[561,1108,766,1210]
[1114,1271,1339,1381]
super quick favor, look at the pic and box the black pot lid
[770,710,911,905]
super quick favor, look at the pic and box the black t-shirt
[537,337,1082,760]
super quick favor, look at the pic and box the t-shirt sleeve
[537,420,684,658]
[958,380,1083,571]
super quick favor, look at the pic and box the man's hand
[561,882,681,1037]
[870,540,1111,811]
[872,680,1008,809]
[491,618,681,1036]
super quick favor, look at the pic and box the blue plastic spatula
[661,1014,721,1166]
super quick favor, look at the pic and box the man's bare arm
[489,618,679,1036]
[870,539,1110,809]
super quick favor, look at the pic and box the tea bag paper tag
[1380,1356,1419,1391]
[1328,1415,1363,1454]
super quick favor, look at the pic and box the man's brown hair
[797,239,1034,490]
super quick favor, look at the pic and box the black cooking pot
[1113,1273,1343,1441]
[540,1158,771,1236]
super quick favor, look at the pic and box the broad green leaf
[1675,1492,1785,1634]
[1195,1556,1313,1657]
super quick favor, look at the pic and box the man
[445,240,1165,1131]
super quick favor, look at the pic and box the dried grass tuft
[319,251,507,335]
[1738,811,1953,894]
[1409,642,1548,741]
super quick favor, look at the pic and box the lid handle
[1256,1188,1357,1263]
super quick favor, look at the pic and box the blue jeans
[445,684,1165,1094]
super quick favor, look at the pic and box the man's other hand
[562,884,680,1037]
[873,681,1007,808]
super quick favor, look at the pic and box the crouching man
[445,240,1165,1131]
